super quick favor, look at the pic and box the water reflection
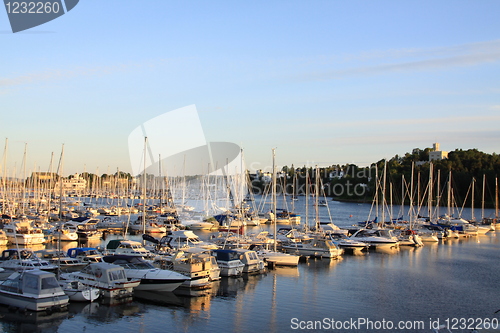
[0,200,497,333]
[67,301,100,317]
[373,245,401,255]
[268,266,300,277]
[133,289,213,311]
[303,256,343,271]
[45,241,78,252]
[71,297,141,324]
[0,304,68,332]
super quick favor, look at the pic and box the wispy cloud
[299,113,500,130]
[0,58,185,90]
[0,65,125,88]
[292,39,500,81]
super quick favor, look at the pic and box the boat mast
[428,162,433,221]
[305,167,309,232]
[409,162,414,229]
[389,182,393,222]
[272,149,277,252]
[1,139,7,216]
[315,165,320,231]
[481,174,485,221]
[375,165,379,226]
[447,170,451,221]
[56,144,64,222]
[495,177,499,220]
[381,160,386,227]
[21,143,27,216]
[142,137,147,236]
[471,177,475,222]
[435,170,441,219]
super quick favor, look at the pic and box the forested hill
[370,148,500,208]
[251,147,500,208]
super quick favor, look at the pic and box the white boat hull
[63,286,101,302]
[256,250,299,266]
[7,235,45,245]
[0,292,68,311]
[218,262,245,277]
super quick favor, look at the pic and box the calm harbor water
[1,198,499,333]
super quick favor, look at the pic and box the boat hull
[134,278,186,292]
[7,235,45,245]
[64,288,101,302]
[0,291,68,312]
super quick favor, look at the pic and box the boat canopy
[213,250,240,261]
[67,247,100,258]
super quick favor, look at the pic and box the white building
[429,142,448,161]
[61,174,87,192]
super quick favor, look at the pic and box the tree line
[250,147,500,209]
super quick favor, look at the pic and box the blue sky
[1,1,499,176]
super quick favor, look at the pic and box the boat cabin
[0,270,69,311]
[105,239,152,257]
[0,249,36,261]
[67,247,103,263]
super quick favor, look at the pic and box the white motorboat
[412,224,440,242]
[49,225,78,242]
[182,218,218,231]
[0,249,58,272]
[395,229,424,247]
[282,236,344,259]
[0,230,8,246]
[66,218,103,241]
[232,248,266,274]
[104,239,155,258]
[3,218,45,245]
[35,249,87,272]
[212,250,245,277]
[128,218,167,233]
[328,233,369,253]
[60,262,140,298]
[97,217,125,229]
[60,280,101,302]
[349,228,400,248]
[103,255,189,292]
[0,270,69,312]
[253,248,300,266]
[317,222,349,235]
[153,248,219,289]
[66,247,103,263]
[160,230,219,250]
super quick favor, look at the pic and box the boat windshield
[111,259,154,270]
[41,277,59,290]
[108,269,126,281]
[187,237,201,244]
[0,279,20,293]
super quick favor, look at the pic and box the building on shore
[61,173,87,193]
[429,142,448,161]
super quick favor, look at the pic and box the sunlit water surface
[1,199,499,333]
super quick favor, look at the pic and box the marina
[0,196,498,332]
[3,2,500,332]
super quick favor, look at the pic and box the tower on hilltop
[429,142,448,161]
